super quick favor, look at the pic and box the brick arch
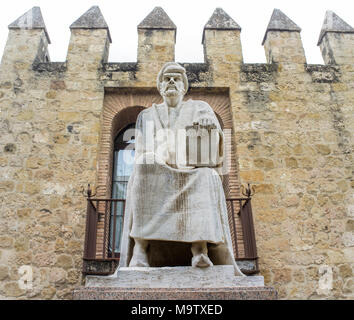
[95,88,241,258]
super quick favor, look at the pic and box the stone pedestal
[73,266,277,300]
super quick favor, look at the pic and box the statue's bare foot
[191,241,213,268]
[192,253,213,268]
[129,255,149,267]
[129,239,149,267]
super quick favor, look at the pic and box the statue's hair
[157,62,189,94]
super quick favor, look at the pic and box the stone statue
[119,62,245,276]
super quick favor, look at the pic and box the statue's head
[157,62,189,100]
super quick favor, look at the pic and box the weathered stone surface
[306,65,340,83]
[56,288,73,300]
[273,268,292,284]
[318,10,354,45]
[0,265,9,280]
[254,158,274,170]
[0,236,14,248]
[70,6,111,43]
[241,63,277,82]
[74,286,278,300]
[4,144,16,153]
[343,279,354,294]
[0,5,353,301]
[86,266,264,288]
[33,62,67,73]
[262,9,301,45]
[33,252,55,267]
[204,8,241,31]
[41,286,56,299]
[0,181,15,192]
[14,237,29,251]
[66,240,83,253]
[3,282,25,297]
[8,6,50,43]
[55,255,74,269]
[67,269,81,284]
[49,268,67,284]
[138,7,176,30]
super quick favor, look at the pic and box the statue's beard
[162,86,184,99]
[165,91,178,97]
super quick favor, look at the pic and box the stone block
[25,182,40,195]
[0,265,9,280]
[0,236,14,248]
[17,208,31,218]
[0,181,15,192]
[85,266,264,288]
[50,80,66,90]
[240,170,264,182]
[3,282,25,297]
[41,286,56,299]
[45,91,57,99]
[49,267,67,284]
[56,254,74,269]
[73,286,277,300]
[253,158,274,170]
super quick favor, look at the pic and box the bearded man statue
[119,62,245,276]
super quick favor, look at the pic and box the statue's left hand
[192,118,217,135]
[198,117,216,129]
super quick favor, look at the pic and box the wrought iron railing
[82,185,258,275]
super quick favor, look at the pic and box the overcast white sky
[0,0,353,64]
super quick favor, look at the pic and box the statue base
[73,266,277,300]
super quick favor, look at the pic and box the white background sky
[0,0,353,64]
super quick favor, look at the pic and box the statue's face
[160,72,185,98]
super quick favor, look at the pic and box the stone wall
[0,8,110,299]
[0,6,353,299]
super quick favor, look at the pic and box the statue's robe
[119,99,243,275]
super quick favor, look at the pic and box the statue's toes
[137,261,150,267]
[200,254,213,267]
[192,254,213,268]
[191,255,201,267]
[130,260,149,267]
[129,256,150,267]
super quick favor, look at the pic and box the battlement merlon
[0,7,50,75]
[8,6,50,44]
[202,8,243,67]
[66,6,111,72]
[262,9,306,64]
[318,10,354,65]
[136,7,177,83]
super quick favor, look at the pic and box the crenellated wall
[0,6,353,299]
